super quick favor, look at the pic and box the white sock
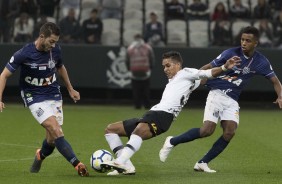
[105,133,123,157]
[116,134,143,164]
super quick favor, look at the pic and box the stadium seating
[208,0,228,14]
[188,20,209,47]
[123,29,142,46]
[231,20,252,38]
[103,18,121,31]
[102,30,121,46]
[123,9,143,20]
[166,20,187,46]
[124,0,143,11]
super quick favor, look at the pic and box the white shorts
[203,89,239,124]
[29,100,63,125]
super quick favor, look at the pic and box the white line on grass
[0,142,60,162]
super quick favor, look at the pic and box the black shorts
[123,110,174,138]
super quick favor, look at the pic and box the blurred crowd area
[0,0,282,48]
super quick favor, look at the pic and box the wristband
[221,65,227,71]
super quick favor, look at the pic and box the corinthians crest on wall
[106,47,131,88]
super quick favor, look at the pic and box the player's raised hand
[273,97,282,108]
[225,56,241,69]
[0,101,5,112]
[69,89,80,103]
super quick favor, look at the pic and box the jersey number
[232,79,242,86]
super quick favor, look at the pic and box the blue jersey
[6,43,63,106]
[206,47,276,101]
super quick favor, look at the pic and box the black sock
[198,136,229,163]
[54,136,80,167]
[170,128,200,146]
[40,139,55,160]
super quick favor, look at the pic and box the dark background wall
[1,44,281,106]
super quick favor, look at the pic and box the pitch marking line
[0,142,60,162]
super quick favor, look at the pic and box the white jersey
[150,68,213,117]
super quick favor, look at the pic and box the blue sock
[54,136,80,167]
[170,128,200,146]
[198,136,229,163]
[40,139,55,160]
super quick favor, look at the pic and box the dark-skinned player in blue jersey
[0,22,89,176]
[159,26,282,172]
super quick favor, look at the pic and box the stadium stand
[166,19,187,46]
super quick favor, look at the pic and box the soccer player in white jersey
[159,26,282,173]
[0,22,89,176]
[100,51,241,175]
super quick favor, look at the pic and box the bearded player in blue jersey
[159,26,282,172]
[0,22,89,176]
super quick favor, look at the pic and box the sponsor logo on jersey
[39,66,47,70]
[26,97,33,103]
[222,89,232,94]
[26,93,32,97]
[30,63,38,69]
[25,73,57,86]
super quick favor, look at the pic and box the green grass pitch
[0,104,281,184]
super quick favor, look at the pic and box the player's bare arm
[270,76,282,108]
[57,65,80,103]
[200,63,212,70]
[0,68,13,112]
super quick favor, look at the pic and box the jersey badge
[48,59,56,69]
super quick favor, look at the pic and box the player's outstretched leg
[105,133,137,176]
[159,136,174,162]
[30,139,55,173]
[194,135,229,173]
[54,136,89,176]
[30,149,43,173]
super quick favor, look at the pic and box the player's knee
[52,126,64,138]
[105,123,119,134]
[200,128,214,137]
[200,122,216,137]
[105,124,113,134]
[223,131,235,141]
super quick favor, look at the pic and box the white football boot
[159,136,174,162]
[194,162,216,173]
[107,159,136,176]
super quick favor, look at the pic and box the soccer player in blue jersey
[0,22,89,176]
[159,26,282,172]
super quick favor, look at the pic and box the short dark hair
[91,8,98,14]
[241,26,259,40]
[39,22,60,37]
[162,51,183,65]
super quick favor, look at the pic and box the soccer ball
[90,149,114,172]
